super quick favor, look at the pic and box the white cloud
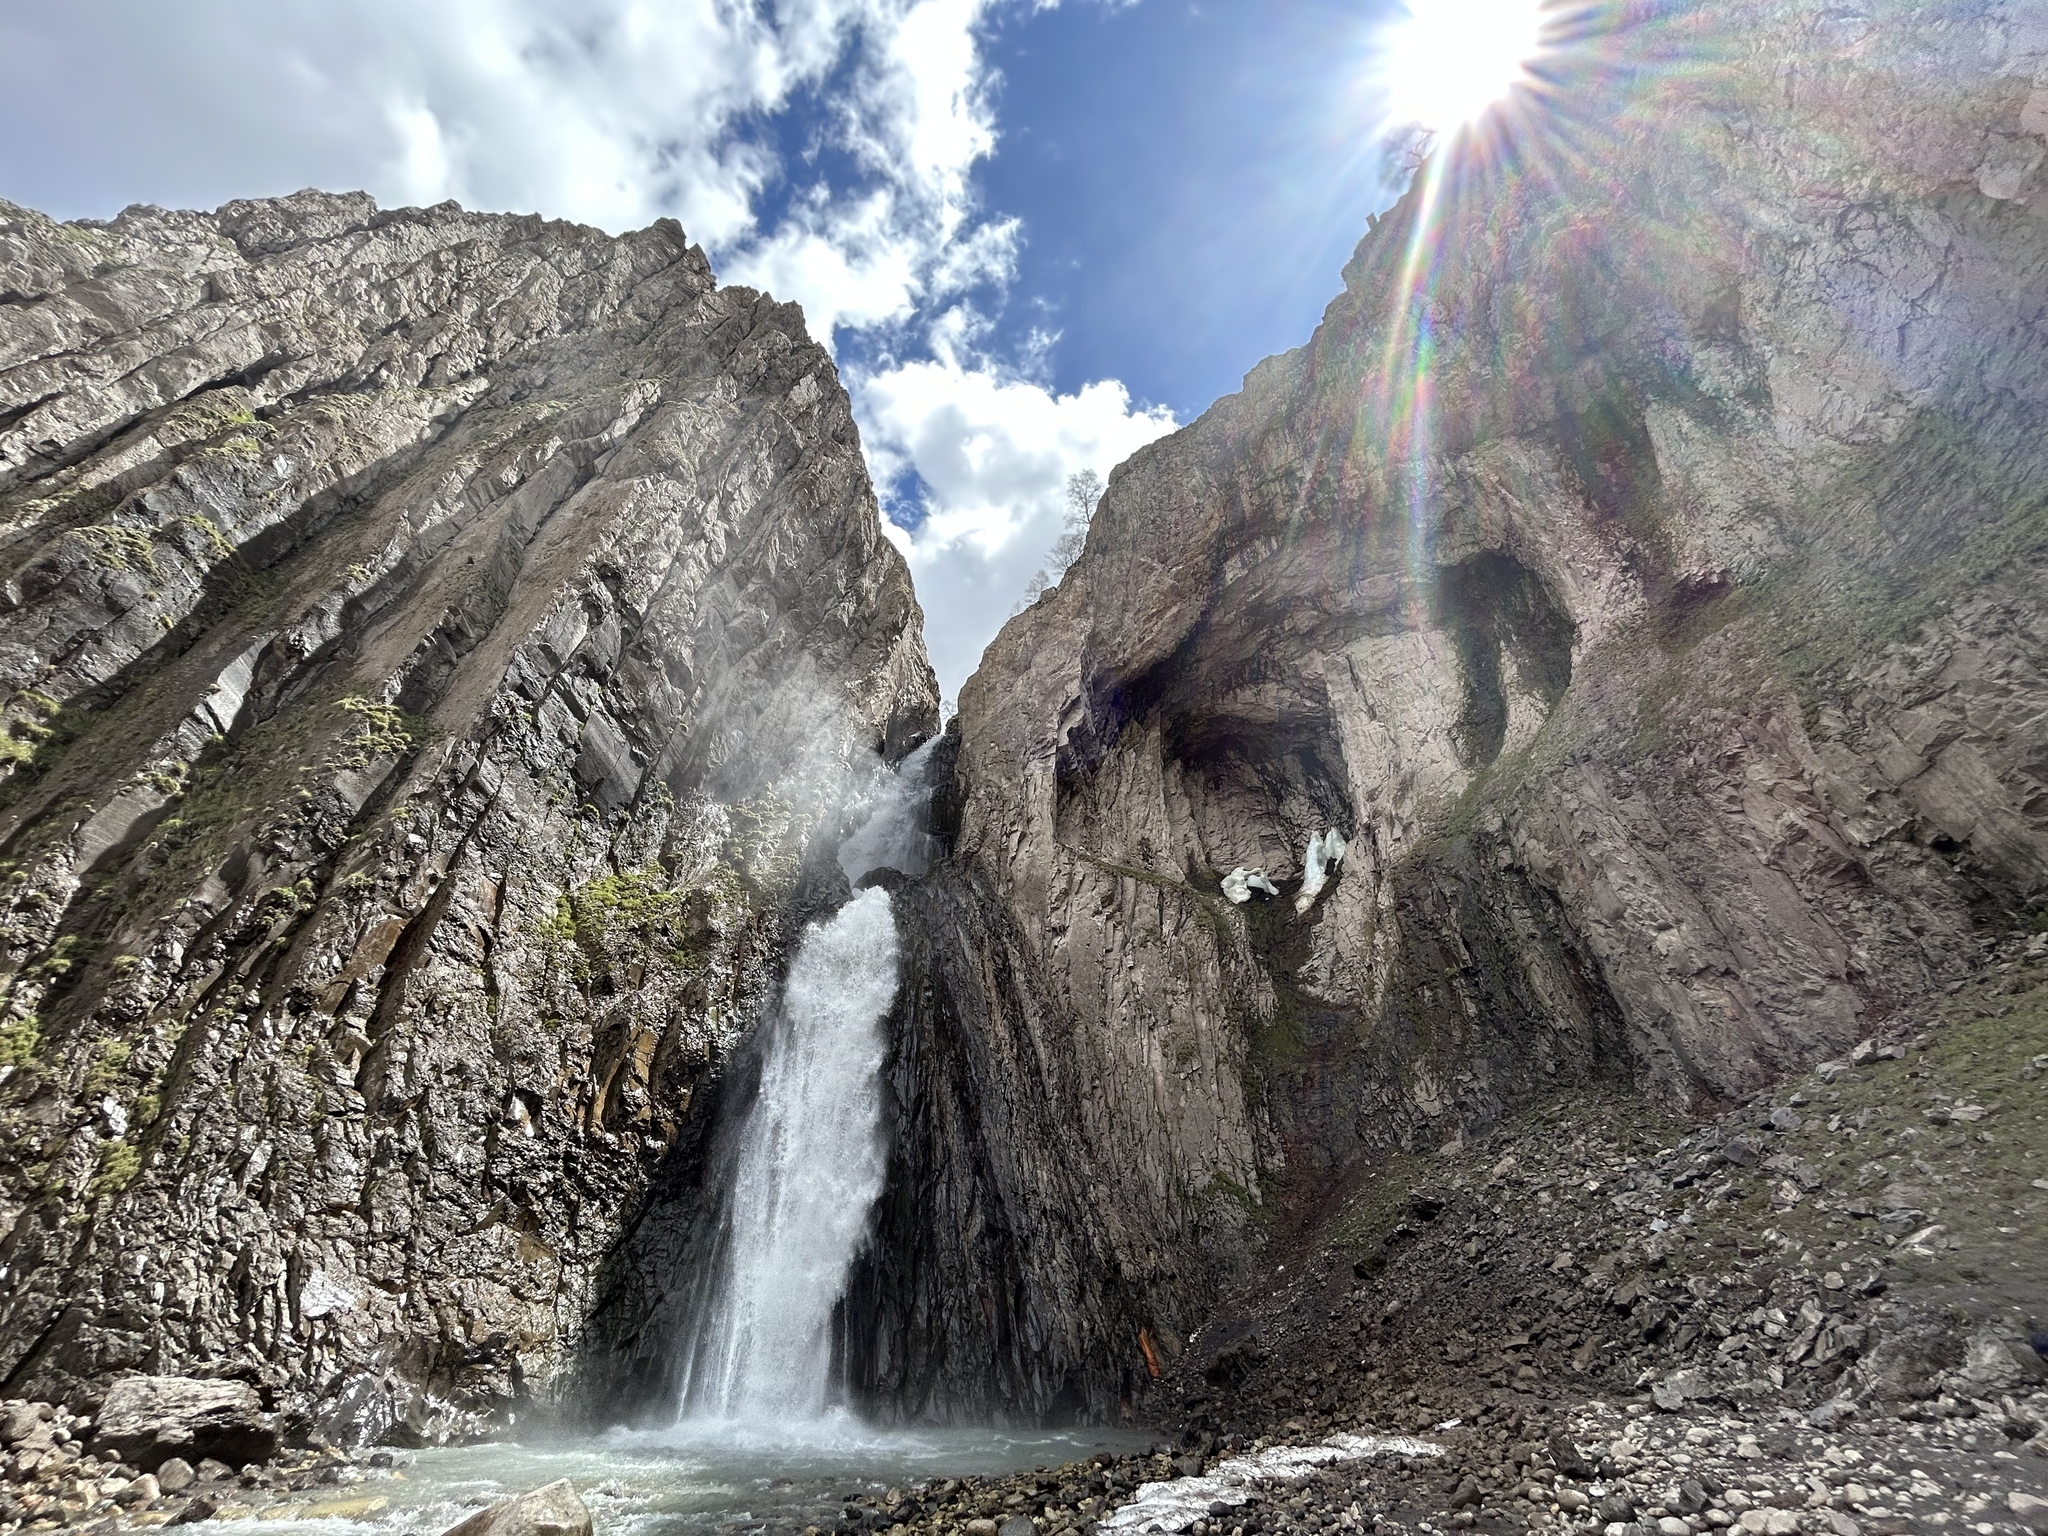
[856,349,1178,695]
[385,102,459,210]
[0,0,1166,697]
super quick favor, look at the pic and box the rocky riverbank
[0,1399,403,1531]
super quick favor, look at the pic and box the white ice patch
[1101,1432,1443,1535]
[1293,830,1348,914]
[1222,867,1281,904]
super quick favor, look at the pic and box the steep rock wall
[0,191,937,1438]
[882,0,2048,1419]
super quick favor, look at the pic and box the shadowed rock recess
[855,0,2048,1424]
[0,191,936,1438]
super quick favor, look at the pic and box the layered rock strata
[860,0,2048,1421]
[0,191,936,1437]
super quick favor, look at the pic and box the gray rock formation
[851,0,2048,1420]
[92,1375,275,1471]
[440,1479,592,1536]
[0,191,936,1436]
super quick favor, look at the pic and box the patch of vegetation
[1245,989,1311,1075]
[253,877,316,927]
[142,759,190,798]
[1201,1169,1273,1234]
[83,1039,132,1094]
[540,895,578,948]
[89,1140,141,1199]
[0,691,66,773]
[30,933,95,982]
[1327,1147,1430,1252]
[335,695,430,767]
[120,702,333,916]
[572,869,694,957]
[1751,971,2048,1310]
[148,389,258,450]
[726,793,807,892]
[206,434,267,462]
[173,513,236,562]
[64,524,160,575]
[0,1013,40,1068]
[544,864,740,994]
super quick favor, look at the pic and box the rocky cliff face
[0,191,936,1438]
[864,0,2048,1422]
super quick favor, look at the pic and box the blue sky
[971,0,1401,416]
[0,0,1415,693]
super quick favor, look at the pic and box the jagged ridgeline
[0,193,937,1437]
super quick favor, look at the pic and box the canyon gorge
[0,0,2043,1493]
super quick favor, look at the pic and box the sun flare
[1376,0,1550,136]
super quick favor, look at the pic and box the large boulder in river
[441,1480,593,1536]
[92,1376,276,1471]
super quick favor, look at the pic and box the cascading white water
[836,737,938,884]
[680,886,900,1419]
[676,745,934,1426]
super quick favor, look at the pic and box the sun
[1376,0,1550,137]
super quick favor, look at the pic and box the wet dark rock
[1720,1137,1762,1168]
[1598,1494,1639,1523]
[1546,1433,1591,1478]
[171,1494,221,1524]
[153,1458,193,1499]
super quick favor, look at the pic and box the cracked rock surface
[875,0,2048,1422]
[0,189,936,1437]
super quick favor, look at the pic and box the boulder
[155,1458,196,1495]
[441,1480,593,1536]
[92,1377,276,1472]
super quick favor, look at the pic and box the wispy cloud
[855,331,1177,693]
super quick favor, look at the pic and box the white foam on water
[838,738,938,884]
[1100,1433,1444,1535]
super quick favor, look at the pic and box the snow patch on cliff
[1295,829,1347,913]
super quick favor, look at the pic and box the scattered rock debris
[860,941,2048,1536]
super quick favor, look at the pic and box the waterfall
[674,744,934,1424]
